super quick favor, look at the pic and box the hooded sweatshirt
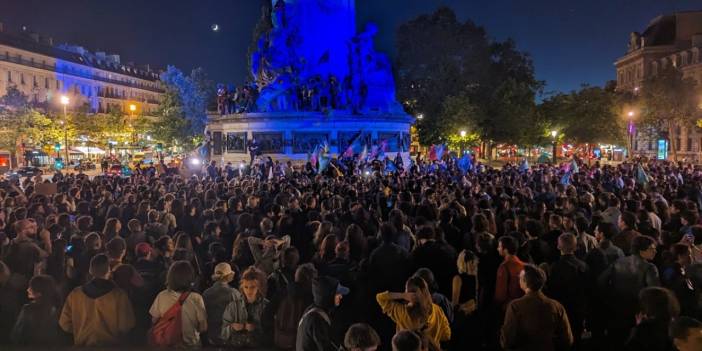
[296,277,339,351]
[59,279,135,346]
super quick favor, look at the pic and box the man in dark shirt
[410,226,457,297]
[3,219,46,280]
[546,233,589,343]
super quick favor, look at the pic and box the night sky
[1,0,700,95]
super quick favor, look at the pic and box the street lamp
[417,113,424,120]
[550,130,558,164]
[129,104,137,145]
[627,111,635,159]
[60,96,70,164]
[460,130,467,138]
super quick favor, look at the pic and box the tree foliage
[395,7,543,146]
[539,84,625,145]
[160,66,214,138]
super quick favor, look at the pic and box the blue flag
[519,158,530,173]
[560,171,572,185]
[570,159,579,174]
[385,160,398,174]
[458,153,473,174]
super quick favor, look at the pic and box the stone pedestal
[206,111,414,163]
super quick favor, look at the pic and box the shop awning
[72,146,106,155]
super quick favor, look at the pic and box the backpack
[148,292,190,347]
[273,295,308,349]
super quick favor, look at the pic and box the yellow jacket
[376,291,451,346]
[59,280,135,346]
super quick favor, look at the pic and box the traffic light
[54,142,61,152]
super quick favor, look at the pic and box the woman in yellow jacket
[376,276,451,350]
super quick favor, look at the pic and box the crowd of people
[0,155,702,351]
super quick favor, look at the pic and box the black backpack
[273,295,308,349]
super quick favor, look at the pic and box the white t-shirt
[150,290,207,346]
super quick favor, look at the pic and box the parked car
[5,166,43,178]
[74,160,96,171]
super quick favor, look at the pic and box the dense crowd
[0,156,702,351]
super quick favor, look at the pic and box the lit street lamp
[627,110,635,159]
[551,130,558,164]
[417,113,424,120]
[60,96,70,164]
[129,104,137,144]
[460,130,467,138]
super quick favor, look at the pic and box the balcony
[0,54,165,93]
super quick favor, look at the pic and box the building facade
[615,11,702,161]
[0,23,164,116]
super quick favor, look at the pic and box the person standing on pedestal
[248,139,259,168]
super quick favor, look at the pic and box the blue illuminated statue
[247,0,403,114]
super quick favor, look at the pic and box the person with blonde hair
[222,266,269,348]
[376,276,450,349]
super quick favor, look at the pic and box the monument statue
[246,0,403,114]
[207,0,413,162]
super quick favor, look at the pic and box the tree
[539,84,625,146]
[155,66,213,150]
[0,86,71,159]
[639,67,699,161]
[396,8,543,149]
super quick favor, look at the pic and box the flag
[343,131,364,158]
[435,144,446,161]
[560,170,572,185]
[379,140,388,160]
[458,153,473,174]
[310,145,319,167]
[402,152,412,171]
[519,158,530,173]
[569,159,579,174]
[428,145,437,161]
[318,142,330,173]
[385,160,398,174]
[635,164,649,186]
[359,145,368,162]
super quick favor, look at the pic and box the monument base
[206,111,414,163]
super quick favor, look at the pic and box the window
[648,141,652,151]
[20,73,25,85]
[32,75,37,88]
[56,80,60,90]
[45,77,49,89]
[676,138,681,151]
[688,138,693,151]
[7,71,11,82]
[634,140,638,151]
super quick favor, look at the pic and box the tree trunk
[669,123,678,162]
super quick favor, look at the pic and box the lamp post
[129,104,137,145]
[459,130,467,155]
[627,111,635,159]
[60,96,70,164]
[551,130,558,165]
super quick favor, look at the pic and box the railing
[0,54,164,93]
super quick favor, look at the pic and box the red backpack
[148,292,190,347]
